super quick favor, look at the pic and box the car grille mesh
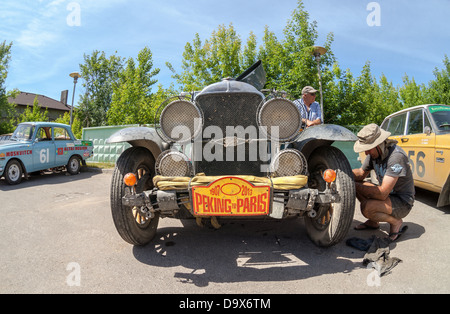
[160,100,201,142]
[258,98,301,142]
[196,93,262,129]
[156,150,192,177]
[194,92,264,176]
[271,149,308,177]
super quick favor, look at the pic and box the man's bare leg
[362,197,403,240]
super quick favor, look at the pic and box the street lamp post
[69,72,81,127]
[311,46,327,123]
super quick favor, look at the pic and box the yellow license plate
[192,177,271,216]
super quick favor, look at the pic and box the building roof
[8,92,71,112]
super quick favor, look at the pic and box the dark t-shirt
[362,145,415,206]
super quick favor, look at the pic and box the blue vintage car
[0,122,94,185]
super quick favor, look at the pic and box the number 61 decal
[408,151,426,177]
[40,148,50,163]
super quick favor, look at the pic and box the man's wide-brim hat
[353,123,391,153]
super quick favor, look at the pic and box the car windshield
[429,106,450,132]
[10,124,35,141]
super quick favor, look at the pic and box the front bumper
[122,174,340,220]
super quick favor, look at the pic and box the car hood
[0,140,32,150]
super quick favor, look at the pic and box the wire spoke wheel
[305,146,355,247]
[131,167,152,227]
[110,147,159,246]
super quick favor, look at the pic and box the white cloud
[11,0,126,49]
[14,2,65,49]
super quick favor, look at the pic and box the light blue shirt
[294,99,323,123]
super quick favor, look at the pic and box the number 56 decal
[40,148,50,163]
[408,151,426,177]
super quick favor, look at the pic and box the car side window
[54,127,71,140]
[387,113,406,136]
[407,109,423,135]
[36,127,52,141]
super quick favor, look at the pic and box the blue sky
[1,0,449,105]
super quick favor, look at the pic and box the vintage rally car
[107,61,358,247]
[0,122,94,185]
[379,104,450,207]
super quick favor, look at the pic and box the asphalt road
[1,169,449,294]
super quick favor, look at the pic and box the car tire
[4,160,23,185]
[111,147,159,246]
[305,146,355,247]
[67,155,81,175]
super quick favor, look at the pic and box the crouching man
[352,124,415,242]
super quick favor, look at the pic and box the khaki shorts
[390,195,413,219]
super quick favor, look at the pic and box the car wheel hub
[8,165,20,181]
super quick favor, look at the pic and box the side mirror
[424,126,431,135]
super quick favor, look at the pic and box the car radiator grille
[194,93,267,176]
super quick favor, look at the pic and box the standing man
[352,124,415,242]
[294,86,323,127]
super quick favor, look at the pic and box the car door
[54,126,73,167]
[428,105,450,191]
[31,126,56,171]
[395,109,436,187]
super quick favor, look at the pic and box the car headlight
[159,99,202,143]
[257,98,302,142]
[155,150,192,177]
[270,149,308,177]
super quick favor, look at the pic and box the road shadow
[348,219,426,250]
[133,219,364,287]
[414,187,450,213]
[0,167,100,191]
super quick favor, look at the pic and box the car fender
[294,124,357,160]
[106,127,168,159]
[0,143,31,178]
[1,157,28,179]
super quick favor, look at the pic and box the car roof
[384,104,449,120]
[18,122,70,128]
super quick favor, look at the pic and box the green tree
[171,0,335,109]
[325,61,401,126]
[324,63,356,125]
[427,55,450,105]
[0,41,17,134]
[107,47,160,125]
[398,75,426,108]
[277,1,335,100]
[55,112,83,139]
[171,23,248,91]
[241,32,258,70]
[257,26,284,89]
[16,96,48,123]
[78,50,124,127]
[373,74,401,125]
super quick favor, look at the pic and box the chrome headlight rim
[270,149,308,177]
[155,150,193,177]
[155,96,203,143]
[256,97,302,142]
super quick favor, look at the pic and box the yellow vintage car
[374,104,450,207]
